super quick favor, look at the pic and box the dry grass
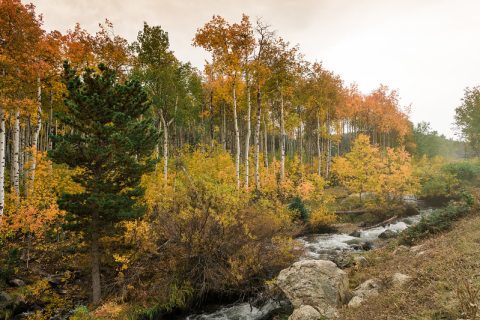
[339,211,480,320]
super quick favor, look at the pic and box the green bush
[70,306,93,320]
[289,196,309,222]
[399,192,473,245]
[443,161,480,182]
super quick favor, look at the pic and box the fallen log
[334,209,368,215]
[364,215,398,230]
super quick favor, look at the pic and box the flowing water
[186,208,432,320]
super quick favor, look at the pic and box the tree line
[0,2,412,213]
[0,0,423,314]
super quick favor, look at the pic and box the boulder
[391,273,411,287]
[289,305,322,320]
[277,260,348,318]
[378,229,397,239]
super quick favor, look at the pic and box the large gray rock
[277,260,348,318]
[289,305,322,320]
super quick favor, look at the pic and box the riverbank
[338,209,480,319]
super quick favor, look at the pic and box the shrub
[118,148,300,311]
[414,156,459,201]
[399,192,473,245]
[444,160,480,183]
[289,196,309,222]
[309,207,336,228]
[70,306,93,320]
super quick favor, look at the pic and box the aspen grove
[0,1,446,319]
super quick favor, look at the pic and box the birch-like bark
[326,111,332,179]
[209,90,214,148]
[244,84,251,189]
[29,78,42,196]
[280,92,285,182]
[0,107,5,217]
[232,83,241,190]
[263,114,268,169]
[160,111,168,183]
[299,121,303,163]
[317,113,322,176]
[253,86,262,189]
[222,103,226,150]
[12,108,20,196]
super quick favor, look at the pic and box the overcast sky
[31,0,480,138]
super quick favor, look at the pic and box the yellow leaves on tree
[333,134,418,204]
[1,152,82,238]
[332,134,383,200]
[381,147,419,203]
[121,147,299,307]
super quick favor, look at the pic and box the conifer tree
[49,62,158,304]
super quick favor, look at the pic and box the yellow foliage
[332,134,383,200]
[1,152,82,238]
[122,146,299,307]
[333,134,418,204]
[309,206,337,227]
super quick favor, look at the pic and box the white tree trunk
[232,83,240,190]
[326,111,331,179]
[12,108,20,196]
[317,113,322,176]
[253,87,262,189]
[29,78,42,196]
[0,107,6,217]
[280,93,285,182]
[244,85,251,189]
[263,113,268,169]
[160,111,168,183]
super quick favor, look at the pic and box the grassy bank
[339,206,480,319]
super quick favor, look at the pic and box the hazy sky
[31,0,480,138]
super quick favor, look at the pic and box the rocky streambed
[187,208,433,320]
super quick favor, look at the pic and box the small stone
[378,229,398,239]
[289,305,322,320]
[9,279,25,287]
[348,296,364,308]
[362,241,374,251]
[353,256,369,268]
[349,230,362,238]
[353,278,383,299]
[391,273,411,287]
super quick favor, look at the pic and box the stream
[186,207,433,320]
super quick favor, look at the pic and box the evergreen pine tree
[49,62,158,304]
